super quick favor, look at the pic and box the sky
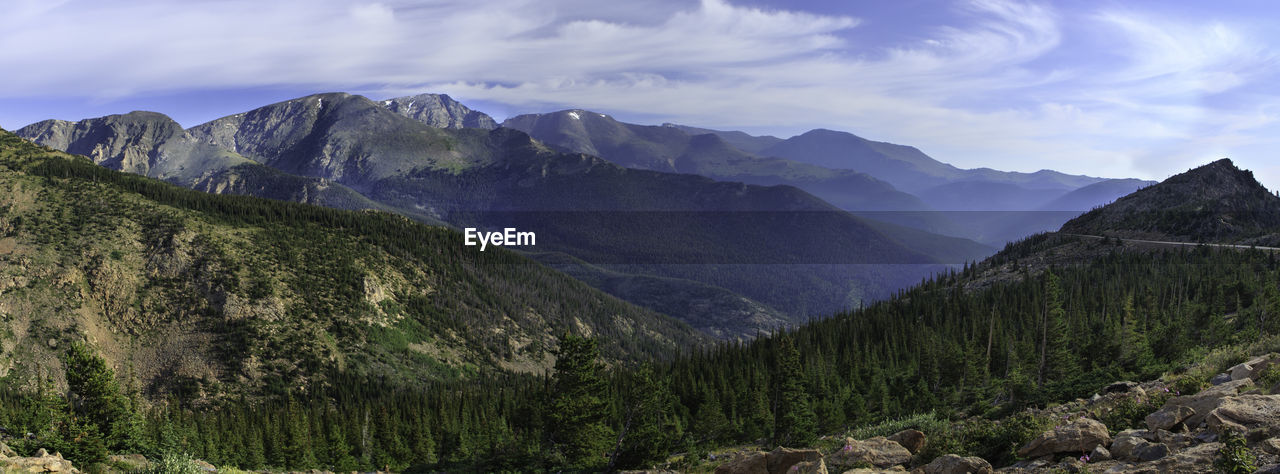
[3,0,1280,188]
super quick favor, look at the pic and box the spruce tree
[773,336,816,446]
[548,334,614,471]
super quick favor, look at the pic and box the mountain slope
[1039,178,1153,211]
[0,127,706,397]
[1060,159,1280,243]
[502,110,929,211]
[16,112,385,214]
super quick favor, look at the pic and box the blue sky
[3,0,1280,188]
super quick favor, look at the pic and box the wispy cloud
[2,0,1280,186]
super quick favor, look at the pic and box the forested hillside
[5,151,1279,472]
[0,127,704,397]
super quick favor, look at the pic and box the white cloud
[3,0,1280,186]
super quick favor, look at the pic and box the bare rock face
[1017,418,1111,459]
[921,454,993,474]
[828,437,913,469]
[888,429,927,454]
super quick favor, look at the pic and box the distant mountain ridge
[502,110,929,212]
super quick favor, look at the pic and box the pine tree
[773,336,816,446]
[62,342,138,454]
[548,334,614,471]
[609,365,678,470]
[1044,273,1079,385]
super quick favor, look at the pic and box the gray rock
[921,454,993,474]
[887,429,926,454]
[1089,445,1111,462]
[1017,418,1111,458]
[1212,373,1233,385]
[828,437,912,469]
[765,447,822,474]
[1133,442,1169,461]
[1104,381,1139,393]
[1204,394,1280,434]
[1145,405,1194,432]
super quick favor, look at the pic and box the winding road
[1062,233,1280,252]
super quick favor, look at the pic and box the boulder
[1103,381,1139,393]
[1261,438,1280,455]
[790,459,827,474]
[1154,429,1192,450]
[1230,354,1280,382]
[1145,405,1194,431]
[1088,445,1111,462]
[1156,378,1254,428]
[920,454,993,474]
[1204,394,1280,434]
[766,447,822,474]
[887,429,926,454]
[1133,442,1169,461]
[1212,373,1233,385]
[1016,418,1111,458]
[714,451,768,474]
[828,437,912,469]
[0,441,14,458]
[1147,442,1220,472]
[714,448,824,474]
[1109,431,1148,461]
[192,458,217,472]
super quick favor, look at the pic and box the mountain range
[502,109,1154,245]
[19,93,993,339]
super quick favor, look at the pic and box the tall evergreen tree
[62,343,139,454]
[548,334,614,471]
[773,336,816,446]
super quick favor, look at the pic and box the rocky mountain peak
[380,93,498,130]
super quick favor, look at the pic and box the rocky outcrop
[919,454,993,474]
[828,437,913,469]
[713,447,823,474]
[1016,418,1111,458]
[0,448,78,473]
[888,429,926,454]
